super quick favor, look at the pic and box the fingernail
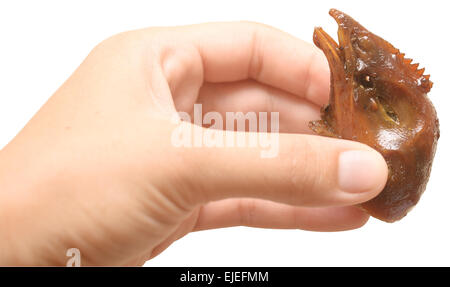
[338,150,387,193]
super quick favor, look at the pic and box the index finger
[175,22,330,106]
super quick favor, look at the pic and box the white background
[0,0,449,266]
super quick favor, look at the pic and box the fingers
[165,22,330,106]
[193,198,370,232]
[197,80,321,134]
[180,123,388,207]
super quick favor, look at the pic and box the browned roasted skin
[310,9,439,222]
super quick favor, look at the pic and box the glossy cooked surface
[310,9,439,222]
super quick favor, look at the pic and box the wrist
[0,148,55,265]
[0,149,23,265]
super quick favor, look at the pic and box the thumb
[180,124,388,207]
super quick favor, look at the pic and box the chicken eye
[358,73,374,89]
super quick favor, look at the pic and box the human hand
[0,22,388,266]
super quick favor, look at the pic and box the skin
[0,22,388,266]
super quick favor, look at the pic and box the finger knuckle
[284,137,322,204]
[237,199,257,226]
